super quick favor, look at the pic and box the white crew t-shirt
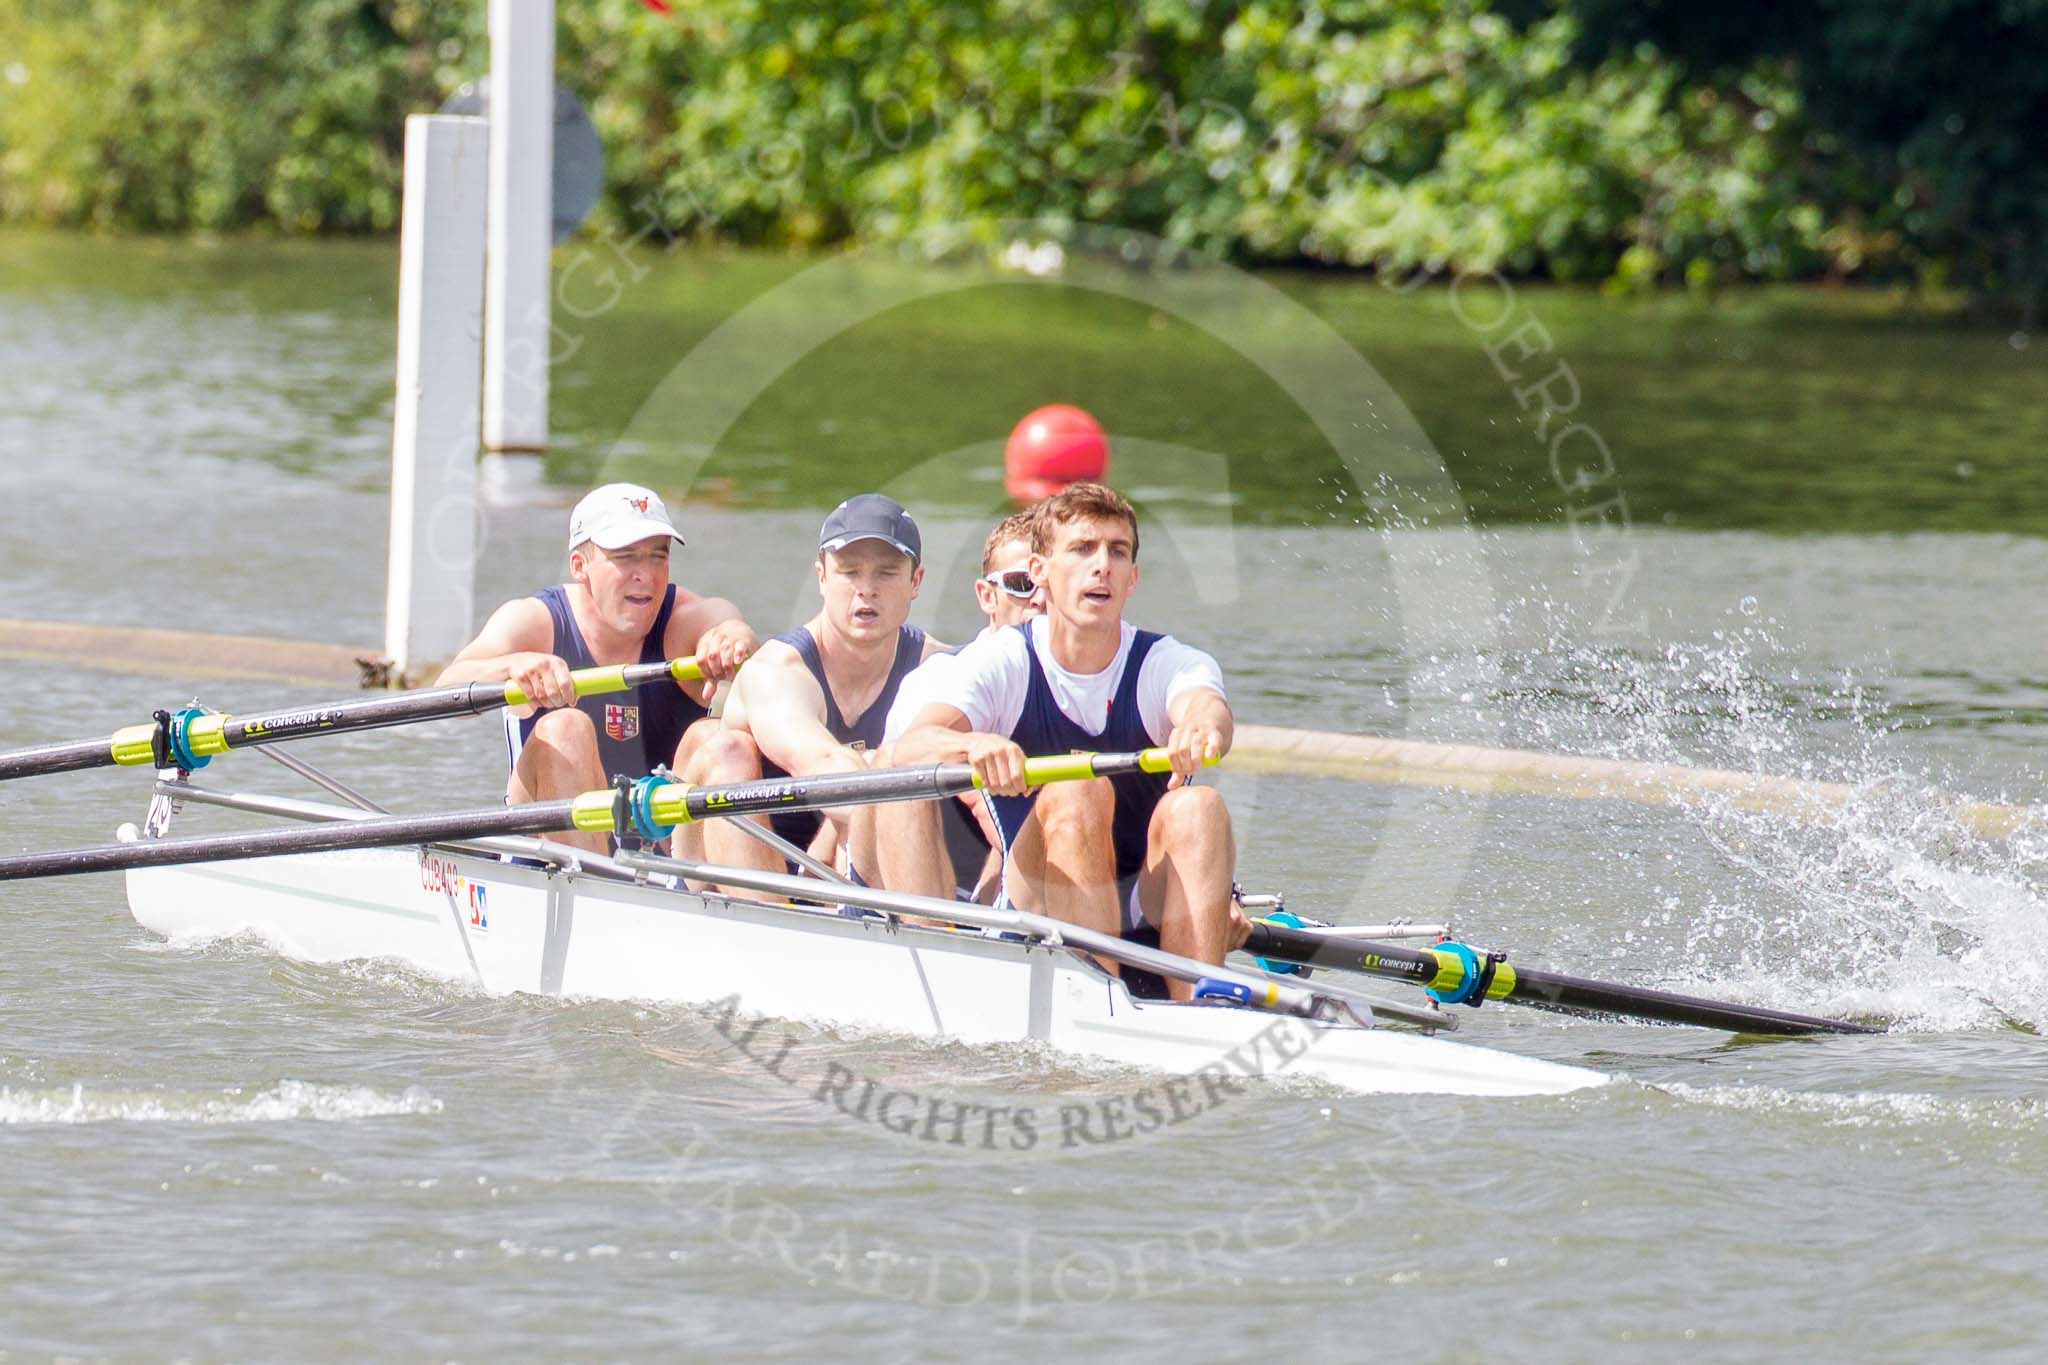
[879,625,988,746]
[884,619,1225,744]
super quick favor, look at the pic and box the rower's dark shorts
[1115,870,1171,1000]
[1118,922,1171,1001]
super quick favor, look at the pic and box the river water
[2,235,2047,1360]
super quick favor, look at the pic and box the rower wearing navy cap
[679,493,948,892]
[884,482,1247,995]
[435,482,757,855]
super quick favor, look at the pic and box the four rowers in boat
[443,480,1248,987]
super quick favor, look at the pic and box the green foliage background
[1,0,2040,306]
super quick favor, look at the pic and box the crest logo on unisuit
[603,703,640,742]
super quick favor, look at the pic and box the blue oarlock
[1253,908,1306,974]
[165,705,212,772]
[1193,977,1253,1006]
[1427,939,1484,1006]
[628,774,676,842]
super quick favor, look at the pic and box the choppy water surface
[2,237,2047,1360]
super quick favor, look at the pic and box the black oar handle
[1243,922,1880,1037]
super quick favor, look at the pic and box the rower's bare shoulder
[751,641,830,716]
[733,638,811,697]
[741,635,799,669]
[463,596,554,656]
[667,589,740,632]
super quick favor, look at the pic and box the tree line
[2,0,2040,312]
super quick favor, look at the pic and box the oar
[1242,919,1881,1037]
[0,657,707,783]
[0,749,1179,881]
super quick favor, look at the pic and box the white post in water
[384,114,489,682]
[480,0,554,501]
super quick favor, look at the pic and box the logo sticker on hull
[421,854,491,934]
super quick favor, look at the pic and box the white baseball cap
[567,483,684,552]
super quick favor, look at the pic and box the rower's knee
[529,706,598,755]
[669,716,721,770]
[1037,777,1112,841]
[688,728,763,783]
[1152,783,1228,848]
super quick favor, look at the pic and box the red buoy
[1005,404,1109,501]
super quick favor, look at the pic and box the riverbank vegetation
[2,1,2041,311]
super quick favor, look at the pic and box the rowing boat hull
[125,844,1604,1098]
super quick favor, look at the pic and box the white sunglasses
[977,569,1037,599]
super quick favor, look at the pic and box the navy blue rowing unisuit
[989,618,1171,885]
[503,583,706,780]
[759,623,926,850]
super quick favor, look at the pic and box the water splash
[0,1079,442,1126]
[1663,1081,2048,1132]
[1454,576,2048,1032]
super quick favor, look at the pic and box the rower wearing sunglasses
[969,511,1047,635]
[883,483,1248,995]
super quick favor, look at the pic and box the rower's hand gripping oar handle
[970,747,1199,788]
[500,655,705,708]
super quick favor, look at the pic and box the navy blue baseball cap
[818,494,921,564]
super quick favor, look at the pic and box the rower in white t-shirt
[880,508,1044,901]
[883,483,1248,996]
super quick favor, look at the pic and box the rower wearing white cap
[681,494,948,893]
[435,483,757,854]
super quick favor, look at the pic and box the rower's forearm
[768,742,872,781]
[432,656,517,688]
[892,725,975,766]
